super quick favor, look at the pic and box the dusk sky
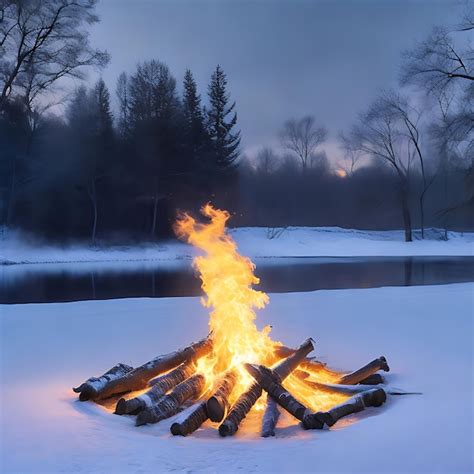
[88,0,465,158]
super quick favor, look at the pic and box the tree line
[0,0,472,242]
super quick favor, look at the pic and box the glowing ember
[175,204,347,411]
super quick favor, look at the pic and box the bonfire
[73,204,392,437]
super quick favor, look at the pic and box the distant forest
[1,1,473,242]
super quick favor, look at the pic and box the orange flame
[175,204,347,412]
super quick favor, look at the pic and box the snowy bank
[1,284,472,473]
[1,226,473,266]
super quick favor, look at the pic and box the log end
[115,397,144,416]
[170,422,184,436]
[218,420,236,437]
[136,409,154,426]
[206,396,227,423]
[78,387,97,402]
[302,412,333,429]
[362,388,387,408]
[379,356,390,372]
[72,384,85,394]
[114,398,128,415]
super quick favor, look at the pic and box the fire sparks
[175,204,347,412]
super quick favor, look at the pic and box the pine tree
[93,78,113,140]
[182,69,208,160]
[207,65,240,169]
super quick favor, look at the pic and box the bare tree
[339,132,362,175]
[401,16,473,94]
[347,94,415,241]
[255,147,278,175]
[402,9,474,233]
[384,92,438,239]
[279,116,327,172]
[0,0,109,109]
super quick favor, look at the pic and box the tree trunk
[401,192,413,242]
[419,193,425,239]
[74,336,212,401]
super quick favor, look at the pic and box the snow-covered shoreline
[1,226,473,266]
[1,284,472,473]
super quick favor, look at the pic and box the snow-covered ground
[1,284,472,473]
[1,227,473,266]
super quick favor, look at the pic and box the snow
[1,284,472,473]
[1,226,473,266]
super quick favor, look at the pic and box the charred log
[115,361,196,415]
[136,374,205,426]
[170,402,208,436]
[245,363,311,421]
[218,382,262,437]
[219,338,314,437]
[337,357,389,385]
[79,337,211,401]
[206,370,238,422]
[302,388,387,429]
[73,363,134,402]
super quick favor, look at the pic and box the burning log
[245,363,311,421]
[115,361,196,415]
[337,356,389,385]
[170,370,238,435]
[261,397,280,437]
[136,374,205,426]
[206,370,238,422]
[75,336,211,401]
[72,363,134,402]
[170,402,208,436]
[302,388,387,429]
[219,338,314,437]
[274,344,326,372]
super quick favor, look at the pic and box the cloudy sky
[89,0,466,158]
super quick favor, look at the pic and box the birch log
[245,363,311,421]
[115,361,196,415]
[337,357,389,385]
[170,402,208,436]
[136,374,205,426]
[73,363,134,402]
[302,388,387,429]
[206,370,238,422]
[261,396,280,437]
[79,337,211,401]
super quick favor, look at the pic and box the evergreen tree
[207,65,240,170]
[93,78,113,140]
[182,69,208,160]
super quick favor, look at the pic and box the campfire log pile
[73,205,395,437]
[73,337,391,437]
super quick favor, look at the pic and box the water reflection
[1,256,473,304]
